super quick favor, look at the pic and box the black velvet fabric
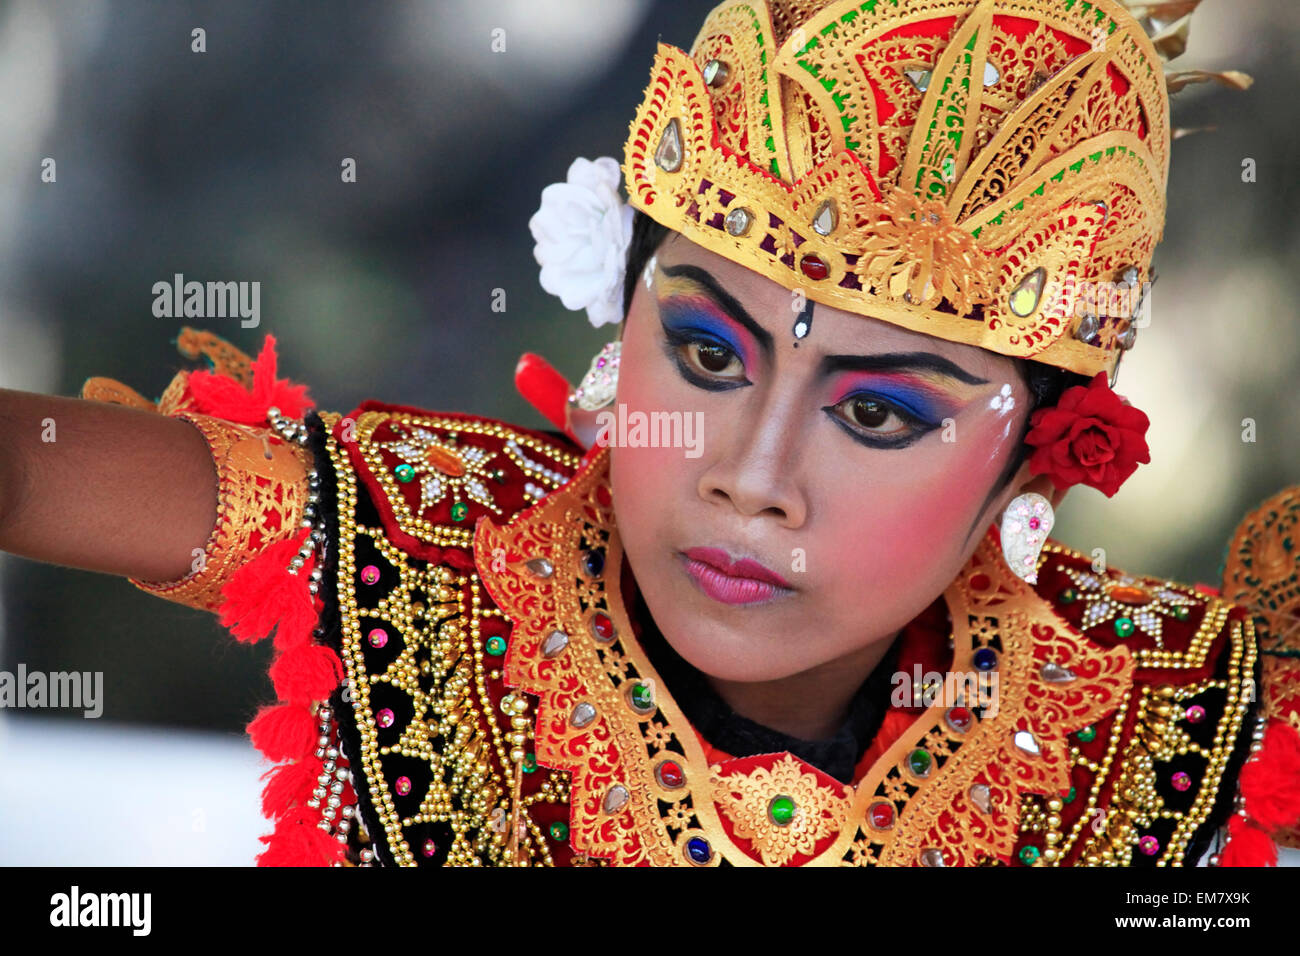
[627,576,902,785]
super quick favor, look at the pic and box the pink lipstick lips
[680,546,794,605]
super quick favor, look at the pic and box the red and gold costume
[80,326,1299,867]
[79,0,1298,866]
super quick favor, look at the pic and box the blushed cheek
[815,420,1017,588]
[607,329,697,554]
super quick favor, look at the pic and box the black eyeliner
[821,402,937,450]
[658,324,750,392]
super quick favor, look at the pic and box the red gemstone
[591,612,615,641]
[800,254,830,280]
[869,801,895,829]
[947,706,973,733]
[657,760,685,789]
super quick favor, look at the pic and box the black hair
[621,208,1088,492]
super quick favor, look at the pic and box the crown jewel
[621,0,1206,377]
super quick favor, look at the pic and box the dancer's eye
[660,326,750,391]
[824,393,937,449]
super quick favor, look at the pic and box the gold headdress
[621,0,1243,379]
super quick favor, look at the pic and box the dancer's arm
[0,387,219,582]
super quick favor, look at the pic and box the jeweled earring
[1000,492,1054,585]
[569,341,621,411]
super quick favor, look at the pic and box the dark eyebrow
[659,262,988,386]
[819,353,990,385]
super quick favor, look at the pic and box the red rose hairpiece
[1024,372,1152,498]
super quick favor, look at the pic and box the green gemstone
[908,748,933,777]
[1113,616,1135,637]
[1173,606,1189,621]
[1059,587,1078,604]
[1064,785,1077,804]
[394,463,416,483]
[630,683,654,710]
[549,821,569,842]
[450,501,468,521]
[1018,845,1041,865]
[522,753,537,773]
[769,795,796,826]
[1076,725,1096,743]
[485,635,507,657]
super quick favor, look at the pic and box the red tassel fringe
[255,806,346,867]
[270,642,346,706]
[1218,718,1300,867]
[217,531,318,645]
[246,702,318,764]
[188,333,313,425]
[1219,814,1279,867]
[187,332,348,865]
[1236,719,1300,832]
[259,759,321,818]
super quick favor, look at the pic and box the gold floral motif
[623,0,1171,377]
[854,187,996,314]
[711,755,853,866]
[126,411,314,612]
[475,446,1139,866]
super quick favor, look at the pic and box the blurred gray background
[0,1,1295,863]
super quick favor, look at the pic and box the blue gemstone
[583,549,606,578]
[973,648,998,671]
[686,836,712,864]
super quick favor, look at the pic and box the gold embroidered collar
[473,446,1133,866]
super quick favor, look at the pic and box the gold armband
[126,410,316,614]
[81,327,317,614]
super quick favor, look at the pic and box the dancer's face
[609,233,1040,682]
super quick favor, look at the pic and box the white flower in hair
[528,156,633,329]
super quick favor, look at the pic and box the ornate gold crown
[622,0,1222,379]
